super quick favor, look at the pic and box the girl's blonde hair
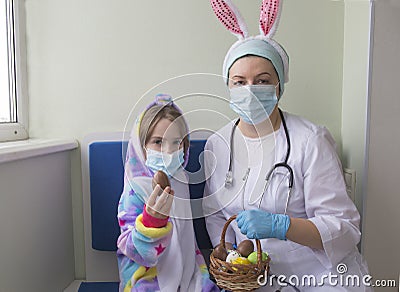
[139,105,189,161]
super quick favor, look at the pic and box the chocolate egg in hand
[212,245,228,261]
[152,170,170,190]
[237,240,254,257]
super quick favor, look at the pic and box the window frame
[0,0,28,142]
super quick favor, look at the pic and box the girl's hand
[145,184,174,219]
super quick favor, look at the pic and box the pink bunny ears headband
[211,0,289,91]
[211,0,281,40]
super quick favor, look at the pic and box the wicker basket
[209,215,270,292]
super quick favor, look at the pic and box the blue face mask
[145,148,184,177]
[229,84,278,125]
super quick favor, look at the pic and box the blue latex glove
[236,209,290,240]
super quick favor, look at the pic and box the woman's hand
[236,209,290,240]
[145,184,174,219]
[236,209,323,249]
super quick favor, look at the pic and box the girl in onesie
[117,94,219,292]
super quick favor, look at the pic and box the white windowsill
[0,138,79,164]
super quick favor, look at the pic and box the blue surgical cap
[223,38,288,95]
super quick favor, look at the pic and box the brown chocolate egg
[236,240,254,258]
[152,170,170,190]
[212,245,228,261]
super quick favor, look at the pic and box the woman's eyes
[233,80,245,86]
[232,79,270,86]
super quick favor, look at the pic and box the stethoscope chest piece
[225,170,233,187]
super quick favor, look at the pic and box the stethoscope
[224,108,294,213]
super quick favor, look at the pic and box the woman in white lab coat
[203,1,371,291]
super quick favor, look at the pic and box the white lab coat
[203,111,372,291]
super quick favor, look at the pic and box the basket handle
[220,215,264,266]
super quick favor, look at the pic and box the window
[0,0,28,142]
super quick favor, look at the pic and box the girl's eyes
[150,139,182,146]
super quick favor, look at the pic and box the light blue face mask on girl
[145,148,184,177]
[229,84,278,125]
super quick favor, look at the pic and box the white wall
[23,0,370,280]
[278,0,344,146]
[24,0,346,142]
[0,151,75,292]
